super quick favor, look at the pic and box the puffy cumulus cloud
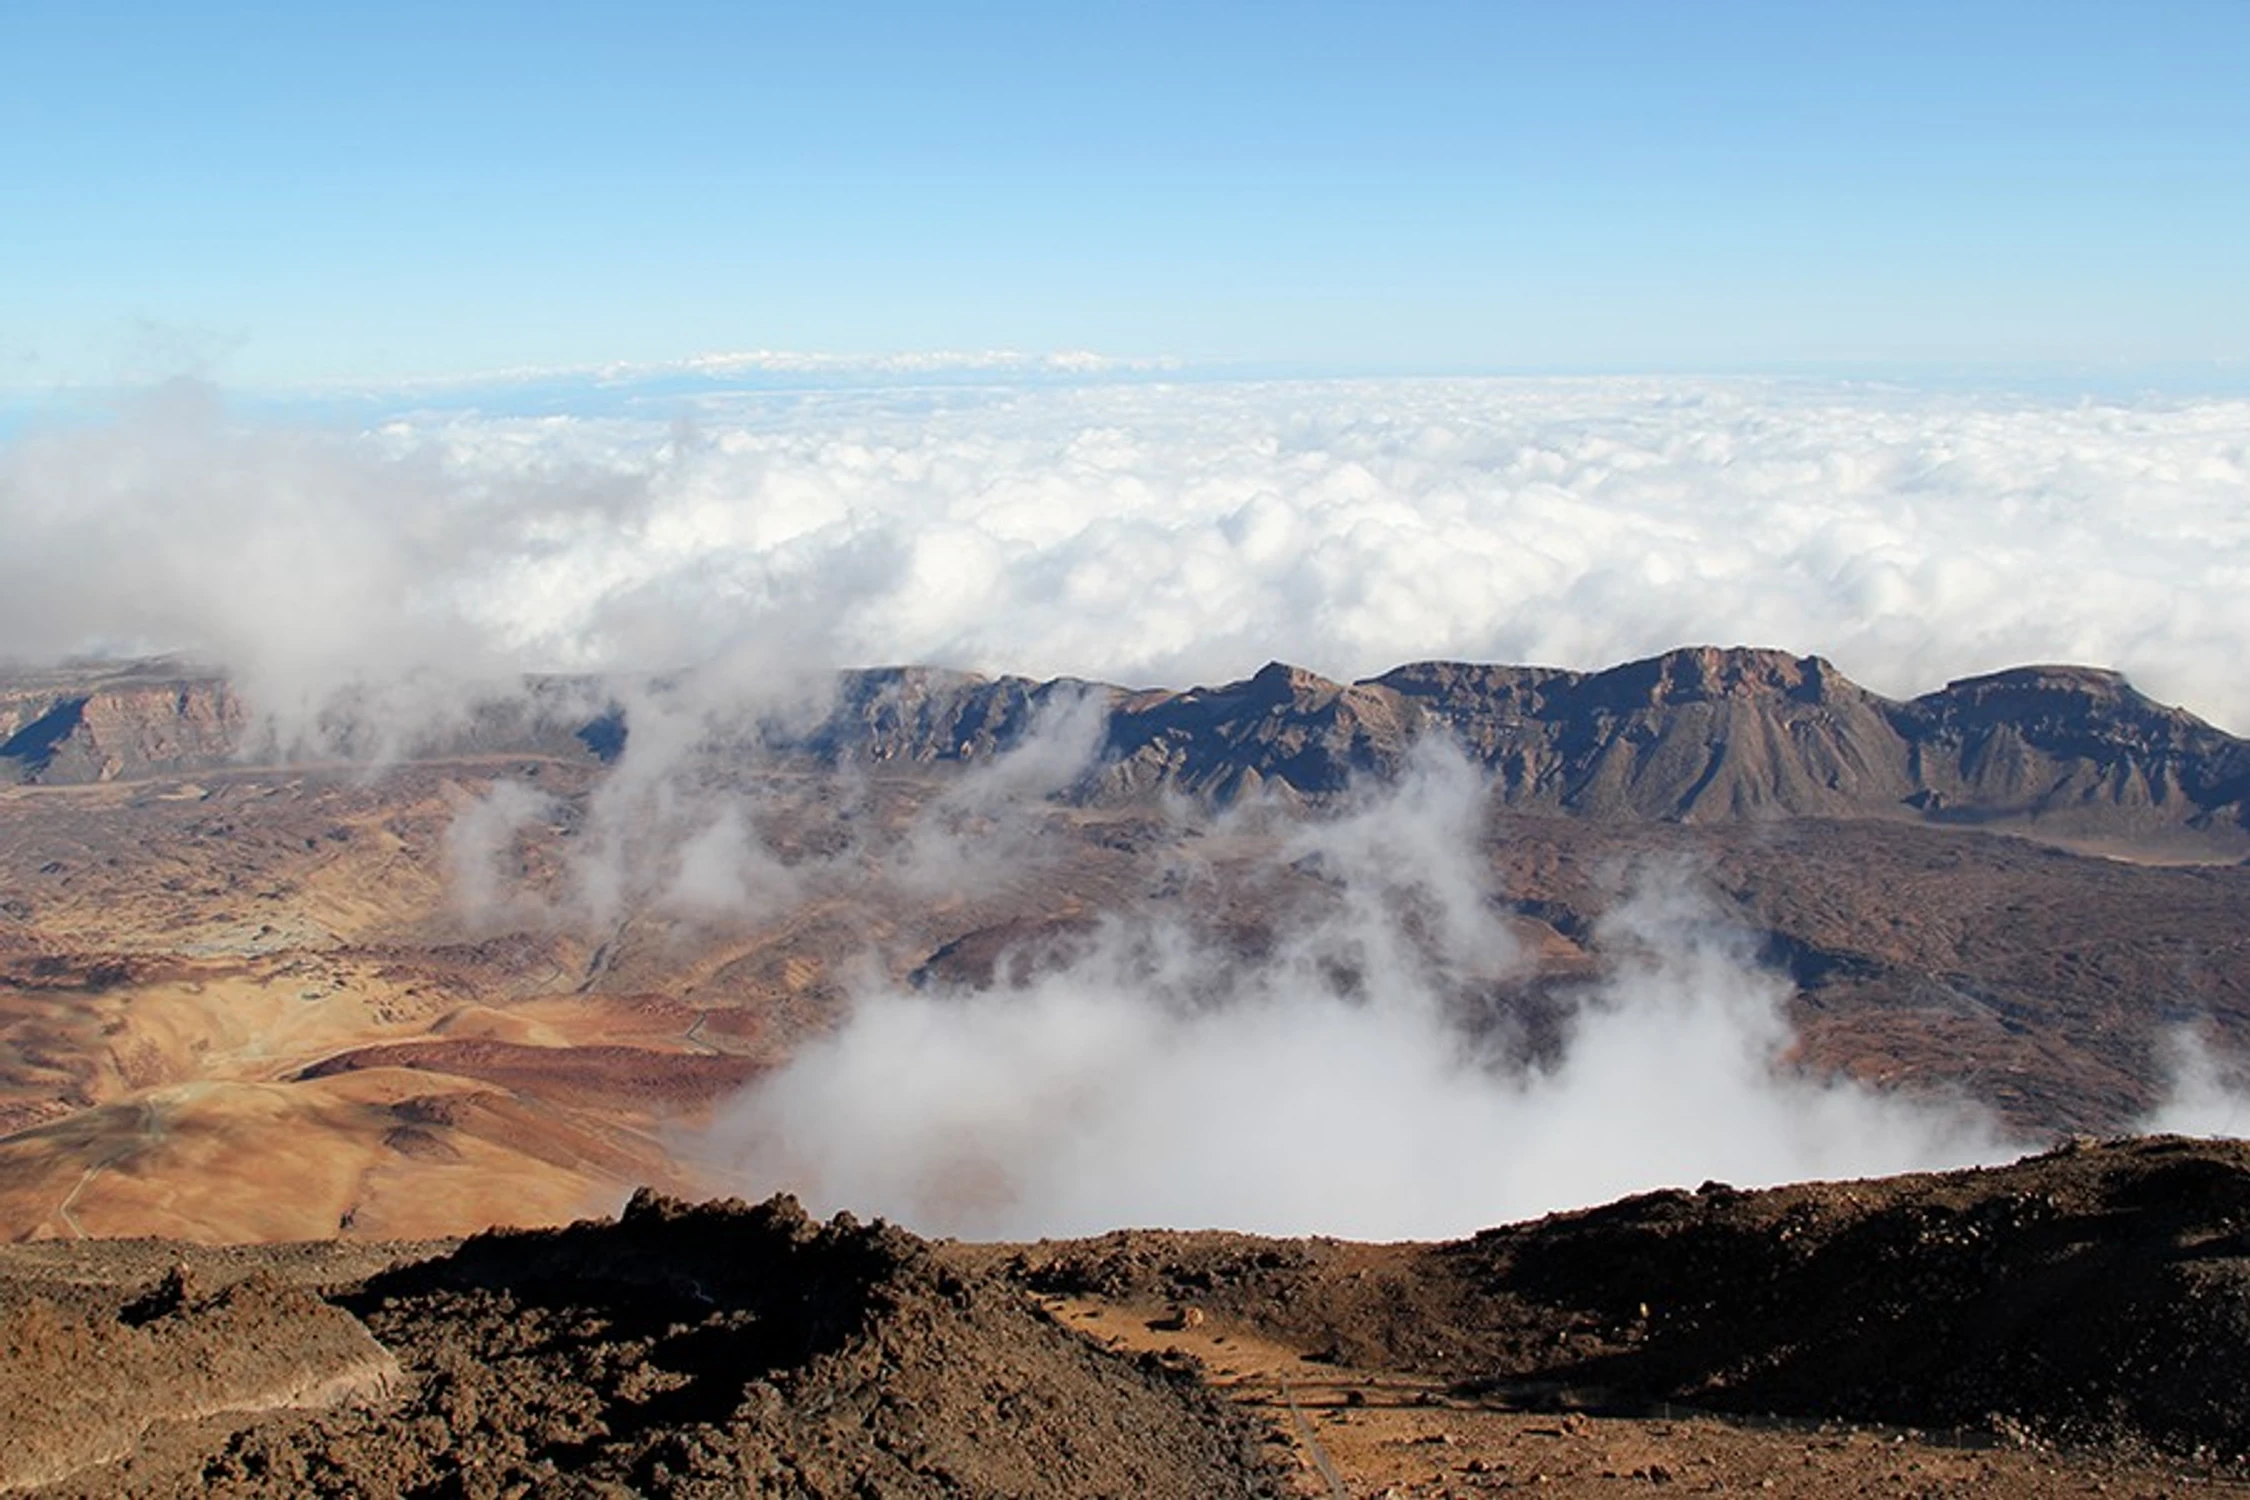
[699,747,2014,1240]
[6,375,2250,734]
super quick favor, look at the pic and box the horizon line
[8,350,2250,408]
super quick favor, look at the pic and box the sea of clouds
[3,372,2249,733]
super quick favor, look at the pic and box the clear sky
[4,1,2246,389]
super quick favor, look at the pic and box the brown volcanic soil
[0,752,1180,1242]
[2,1192,1282,1499]
[0,1270,398,1493]
[1478,812,2250,1132]
[10,1143,2250,1496]
[1,701,2248,1242]
[0,760,793,1240]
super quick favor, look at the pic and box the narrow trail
[1279,1381,1351,1500]
[680,1010,718,1055]
[1047,1295,1379,1497]
[54,1164,100,1239]
[52,1095,167,1239]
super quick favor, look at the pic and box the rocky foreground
[5,1137,2250,1497]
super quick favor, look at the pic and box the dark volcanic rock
[18,1193,1281,1498]
[1452,1135,2250,1456]
[17,1149,2250,1489]
[1899,664,2250,838]
[0,1270,398,1493]
[1095,660,1419,803]
[1376,647,1916,820]
[1118,648,2250,846]
[1016,1137,2250,1463]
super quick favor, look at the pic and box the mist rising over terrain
[5,375,2250,737]
[692,741,2016,1239]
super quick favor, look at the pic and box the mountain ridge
[787,645,2250,849]
[6,646,2247,852]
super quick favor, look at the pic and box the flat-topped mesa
[1581,644,1847,710]
[1371,647,1851,723]
[0,668,614,783]
[1910,664,2214,748]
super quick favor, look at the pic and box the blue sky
[4,1,2246,389]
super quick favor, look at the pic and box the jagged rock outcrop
[1022,1136,2250,1462]
[789,666,1092,766]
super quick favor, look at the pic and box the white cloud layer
[4,375,2249,735]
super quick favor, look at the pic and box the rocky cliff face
[9,648,2248,847]
[1899,664,2250,837]
[1095,661,1420,803]
[0,664,245,784]
[1365,648,1911,820]
[0,666,611,783]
